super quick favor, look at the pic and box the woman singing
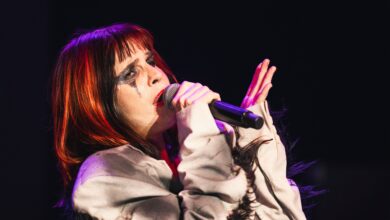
[52,23,306,219]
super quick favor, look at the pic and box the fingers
[192,90,221,105]
[172,81,200,101]
[171,81,220,112]
[247,59,270,97]
[242,59,269,107]
[241,58,277,108]
[262,66,277,88]
[244,61,264,98]
[254,83,272,104]
[174,82,203,104]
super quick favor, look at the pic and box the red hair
[51,23,176,188]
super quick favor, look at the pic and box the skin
[241,58,277,108]
[114,44,276,151]
[114,45,175,148]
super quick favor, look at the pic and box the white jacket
[72,101,306,220]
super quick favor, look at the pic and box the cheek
[163,74,171,85]
[156,67,171,84]
[116,88,144,118]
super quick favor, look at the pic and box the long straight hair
[51,23,177,191]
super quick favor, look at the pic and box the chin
[150,107,176,135]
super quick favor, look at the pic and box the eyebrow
[117,51,152,77]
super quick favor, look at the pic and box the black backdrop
[1,1,388,219]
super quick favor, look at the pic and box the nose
[147,66,162,87]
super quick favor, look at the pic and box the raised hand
[241,59,277,109]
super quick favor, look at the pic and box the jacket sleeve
[176,102,248,219]
[234,100,306,220]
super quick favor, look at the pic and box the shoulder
[71,145,177,219]
[75,144,152,186]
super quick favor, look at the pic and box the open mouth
[154,89,165,106]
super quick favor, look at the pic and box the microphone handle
[209,100,264,129]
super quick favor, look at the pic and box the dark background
[1,1,388,219]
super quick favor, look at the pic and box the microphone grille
[162,83,180,108]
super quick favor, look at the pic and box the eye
[147,55,156,67]
[117,68,137,85]
[125,67,138,79]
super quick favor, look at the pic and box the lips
[153,89,165,106]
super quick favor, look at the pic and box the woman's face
[114,45,176,141]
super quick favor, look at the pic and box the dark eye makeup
[146,55,156,67]
[117,64,137,86]
[116,53,156,88]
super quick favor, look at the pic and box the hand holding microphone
[162,82,264,129]
[167,81,221,112]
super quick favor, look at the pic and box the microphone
[162,83,264,129]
